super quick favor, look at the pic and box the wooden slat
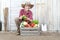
[4,7,8,31]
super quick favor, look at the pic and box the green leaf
[32,20,39,24]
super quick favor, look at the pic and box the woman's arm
[19,9,24,19]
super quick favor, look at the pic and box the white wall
[0,1,1,20]
[57,0,60,32]
[1,0,60,32]
[47,0,60,32]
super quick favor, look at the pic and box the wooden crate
[20,24,40,35]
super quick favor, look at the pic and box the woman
[15,2,34,35]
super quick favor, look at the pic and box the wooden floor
[0,31,60,40]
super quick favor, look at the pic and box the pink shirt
[19,9,33,20]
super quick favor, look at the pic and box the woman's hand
[19,16,22,19]
[27,18,32,21]
[19,15,26,19]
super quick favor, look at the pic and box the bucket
[41,24,47,31]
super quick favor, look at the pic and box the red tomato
[30,23,35,27]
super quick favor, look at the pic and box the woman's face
[25,5,30,11]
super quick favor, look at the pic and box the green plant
[32,20,39,24]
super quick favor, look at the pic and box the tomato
[30,23,35,27]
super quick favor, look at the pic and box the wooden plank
[4,7,8,31]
